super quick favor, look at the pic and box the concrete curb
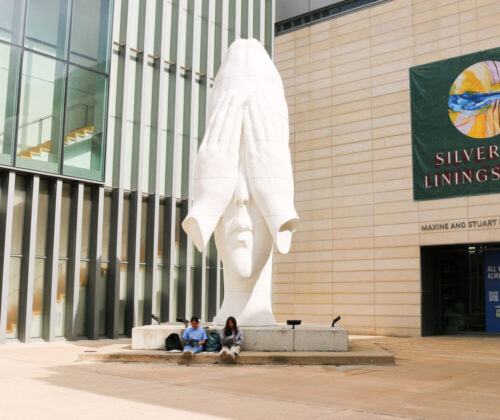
[79,341,394,366]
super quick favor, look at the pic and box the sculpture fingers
[202,91,227,146]
[228,105,243,155]
[183,177,238,252]
[258,189,299,254]
[248,92,266,144]
[256,91,277,141]
[243,108,257,156]
[182,209,219,253]
[218,93,239,148]
[258,90,289,147]
[275,216,300,254]
[275,114,290,147]
[209,91,233,147]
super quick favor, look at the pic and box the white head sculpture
[182,39,299,326]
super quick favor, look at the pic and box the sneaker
[182,350,194,362]
[227,351,236,362]
[221,349,230,362]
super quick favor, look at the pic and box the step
[79,340,394,366]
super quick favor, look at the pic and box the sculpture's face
[214,172,273,280]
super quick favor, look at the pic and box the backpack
[204,330,221,352]
[165,333,183,351]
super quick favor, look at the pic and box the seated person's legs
[182,344,195,361]
[219,346,229,360]
[192,344,204,354]
[229,345,241,357]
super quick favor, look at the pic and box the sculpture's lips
[235,230,252,244]
[208,38,288,121]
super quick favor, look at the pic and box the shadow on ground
[30,336,500,419]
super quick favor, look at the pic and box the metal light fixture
[287,319,301,329]
[176,317,189,327]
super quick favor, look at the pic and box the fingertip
[275,230,292,254]
[249,91,258,107]
[243,108,251,126]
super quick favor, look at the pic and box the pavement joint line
[332,408,424,420]
[0,354,62,366]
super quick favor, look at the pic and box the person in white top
[219,316,243,362]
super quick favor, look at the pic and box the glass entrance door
[421,244,500,335]
[438,246,485,333]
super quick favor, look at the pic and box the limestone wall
[272,0,500,336]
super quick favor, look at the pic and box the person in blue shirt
[181,316,207,361]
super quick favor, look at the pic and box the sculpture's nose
[235,205,252,233]
[234,175,252,232]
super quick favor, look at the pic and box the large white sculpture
[182,39,299,326]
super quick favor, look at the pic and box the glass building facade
[0,0,111,180]
[0,0,274,343]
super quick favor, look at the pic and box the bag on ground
[165,333,183,351]
[204,330,221,352]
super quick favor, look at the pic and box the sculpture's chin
[227,251,254,280]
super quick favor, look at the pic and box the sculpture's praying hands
[243,91,299,253]
[182,91,243,252]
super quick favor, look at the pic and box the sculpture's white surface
[182,39,299,326]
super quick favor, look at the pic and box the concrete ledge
[132,323,349,352]
[79,340,394,366]
[131,324,185,350]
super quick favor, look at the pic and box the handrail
[1,103,94,138]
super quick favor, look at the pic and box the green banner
[410,48,500,200]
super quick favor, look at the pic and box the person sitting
[219,316,243,362]
[181,316,207,361]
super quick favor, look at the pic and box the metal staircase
[17,125,94,160]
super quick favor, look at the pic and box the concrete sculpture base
[132,323,348,352]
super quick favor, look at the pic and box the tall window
[0,0,113,181]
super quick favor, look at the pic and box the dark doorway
[421,243,500,336]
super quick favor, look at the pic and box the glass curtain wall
[17,52,65,173]
[0,0,25,45]
[0,0,112,181]
[0,43,20,165]
[63,67,108,180]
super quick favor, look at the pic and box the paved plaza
[1,335,500,419]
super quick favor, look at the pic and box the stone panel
[274,0,500,337]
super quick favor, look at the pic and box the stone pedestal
[131,323,185,350]
[293,324,348,352]
[132,323,348,352]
